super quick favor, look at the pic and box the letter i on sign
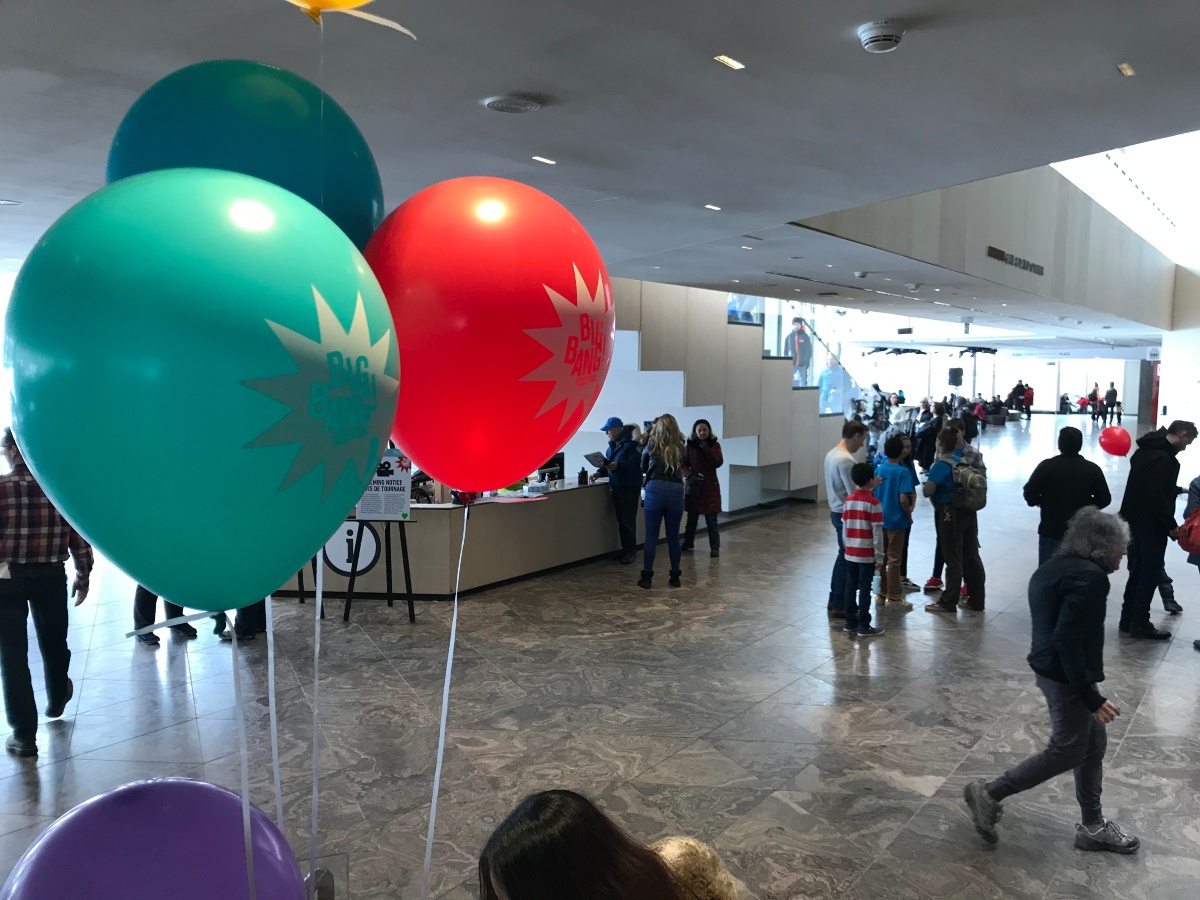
[344,528,356,565]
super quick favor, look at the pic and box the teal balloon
[5,169,400,611]
[107,59,384,249]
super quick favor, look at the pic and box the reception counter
[278,481,649,600]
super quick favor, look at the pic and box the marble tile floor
[2,414,1200,898]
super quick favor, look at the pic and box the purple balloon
[1,778,305,900]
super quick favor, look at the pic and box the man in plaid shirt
[0,428,92,758]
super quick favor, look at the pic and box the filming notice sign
[356,450,413,521]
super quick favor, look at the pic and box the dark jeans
[134,585,184,631]
[0,564,71,744]
[1038,535,1061,567]
[931,507,945,579]
[643,479,684,573]
[988,674,1106,825]
[901,524,911,578]
[611,486,641,556]
[1120,527,1169,630]
[936,505,985,608]
[829,511,847,609]
[684,512,720,550]
[842,560,875,632]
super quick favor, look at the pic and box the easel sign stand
[295,449,416,623]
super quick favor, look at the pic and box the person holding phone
[963,508,1138,854]
[0,428,93,758]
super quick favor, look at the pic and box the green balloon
[5,169,399,611]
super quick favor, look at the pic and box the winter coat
[1119,429,1182,534]
[684,438,724,514]
[1023,452,1111,539]
[1027,554,1111,712]
[650,837,741,900]
[642,442,686,484]
[603,426,642,491]
[914,413,942,470]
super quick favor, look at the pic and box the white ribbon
[419,507,469,899]
[232,629,258,900]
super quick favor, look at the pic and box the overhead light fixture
[741,246,753,250]
[531,156,556,165]
[794,289,802,292]
[1001,303,1007,307]
[731,279,740,283]
[0,199,20,206]
[825,264,833,268]
[704,204,721,211]
[714,55,745,70]
[933,288,940,292]
[1117,62,1136,77]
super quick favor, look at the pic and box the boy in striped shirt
[842,462,886,637]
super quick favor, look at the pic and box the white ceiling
[2,0,1198,346]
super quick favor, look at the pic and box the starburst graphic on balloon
[245,286,398,498]
[521,265,612,430]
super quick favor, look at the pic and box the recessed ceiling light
[0,199,20,206]
[1001,303,1007,307]
[933,288,940,292]
[531,156,556,165]
[714,55,745,70]
[825,264,833,268]
[652,266,661,269]
[704,204,721,211]
[883,278,891,282]
[1117,62,1136,77]
[741,246,753,250]
[731,279,740,283]
[794,289,802,292]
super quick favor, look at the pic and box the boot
[669,570,682,588]
[637,570,653,589]
[1161,580,1183,614]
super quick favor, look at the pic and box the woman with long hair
[639,414,686,589]
[682,419,723,557]
[479,790,739,900]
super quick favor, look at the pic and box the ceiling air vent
[482,95,543,114]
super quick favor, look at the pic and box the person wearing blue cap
[593,416,642,564]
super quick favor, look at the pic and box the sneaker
[960,585,969,598]
[135,632,160,646]
[45,677,73,719]
[680,544,695,553]
[857,625,884,638]
[963,781,1002,844]
[218,630,256,643]
[925,600,956,614]
[900,578,921,593]
[1074,819,1140,854]
[171,623,198,639]
[842,623,857,633]
[886,599,914,611]
[5,736,36,759]
[923,577,944,594]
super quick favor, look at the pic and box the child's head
[851,462,876,488]
[883,435,905,460]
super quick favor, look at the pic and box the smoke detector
[857,20,905,53]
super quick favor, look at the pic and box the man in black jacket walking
[1118,420,1197,640]
[1024,427,1111,565]
[964,508,1138,853]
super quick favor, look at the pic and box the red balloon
[1099,426,1132,457]
[365,177,614,491]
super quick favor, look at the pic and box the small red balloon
[365,177,615,491]
[1099,426,1132,457]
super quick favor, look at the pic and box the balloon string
[266,595,285,830]
[318,17,326,217]
[309,559,324,899]
[420,506,470,900]
[232,628,258,900]
[124,610,218,637]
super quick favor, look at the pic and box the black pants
[683,512,720,550]
[233,600,267,636]
[1121,527,1169,630]
[611,486,640,556]
[988,674,1106,825]
[133,585,184,631]
[0,564,71,744]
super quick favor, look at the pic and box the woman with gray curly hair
[963,507,1140,855]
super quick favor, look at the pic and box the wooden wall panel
[638,282,688,372]
[723,325,762,438]
[758,359,793,465]
[684,287,728,407]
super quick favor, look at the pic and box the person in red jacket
[1023,385,1034,420]
[681,420,724,557]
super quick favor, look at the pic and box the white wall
[1160,266,1200,426]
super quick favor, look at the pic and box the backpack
[1179,507,1200,555]
[936,455,988,511]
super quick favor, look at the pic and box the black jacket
[641,442,685,484]
[1118,429,1181,534]
[1027,554,1110,711]
[1023,453,1111,539]
[1104,387,1118,406]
